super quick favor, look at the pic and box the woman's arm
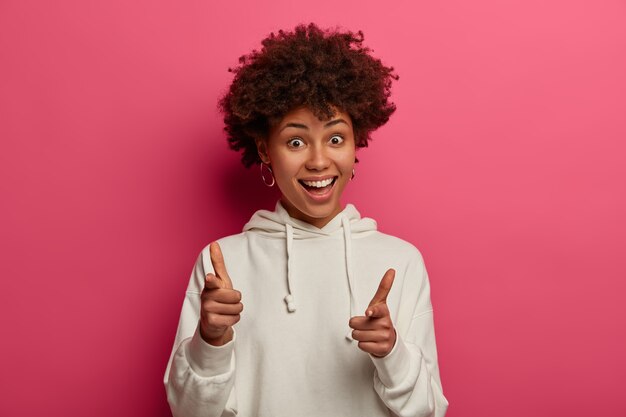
[164,249,238,417]
[369,253,449,417]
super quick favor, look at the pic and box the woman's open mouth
[298,176,337,197]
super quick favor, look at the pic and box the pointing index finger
[209,242,233,289]
[368,268,395,309]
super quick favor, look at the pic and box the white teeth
[302,178,334,188]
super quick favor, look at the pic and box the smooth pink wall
[1,1,625,416]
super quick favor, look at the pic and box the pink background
[1,0,625,416]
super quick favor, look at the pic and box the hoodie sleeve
[163,250,238,417]
[369,252,449,417]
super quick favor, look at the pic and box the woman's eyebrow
[324,119,349,128]
[280,122,308,132]
[279,118,349,132]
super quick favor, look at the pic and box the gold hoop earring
[260,163,275,187]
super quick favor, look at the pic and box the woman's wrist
[200,326,234,346]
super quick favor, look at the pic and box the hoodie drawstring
[282,217,357,340]
[342,216,357,341]
[284,223,296,312]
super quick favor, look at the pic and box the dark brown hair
[218,23,399,167]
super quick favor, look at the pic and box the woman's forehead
[271,106,351,127]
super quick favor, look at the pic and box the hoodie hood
[243,201,377,340]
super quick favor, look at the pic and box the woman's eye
[287,138,304,148]
[329,135,344,145]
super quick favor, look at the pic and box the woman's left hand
[348,268,397,358]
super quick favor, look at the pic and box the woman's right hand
[199,242,243,346]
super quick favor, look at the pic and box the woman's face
[257,106,356,228]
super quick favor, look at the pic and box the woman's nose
[305,144,330,171]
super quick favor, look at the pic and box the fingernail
[366,310,372,317]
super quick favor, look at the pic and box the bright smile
[297,176,338,200]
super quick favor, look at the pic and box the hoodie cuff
[185,325,236,378]
[370,332,412,388]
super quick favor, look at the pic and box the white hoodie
[164,202,448,417]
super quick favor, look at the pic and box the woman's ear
[255,138,271,164]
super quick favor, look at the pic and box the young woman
[164,23,448,417]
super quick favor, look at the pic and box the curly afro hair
[218,23,399,167]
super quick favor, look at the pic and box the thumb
[209,242,233,289]
[367,269,395,311]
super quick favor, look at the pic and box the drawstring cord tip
[284,294,296,312]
